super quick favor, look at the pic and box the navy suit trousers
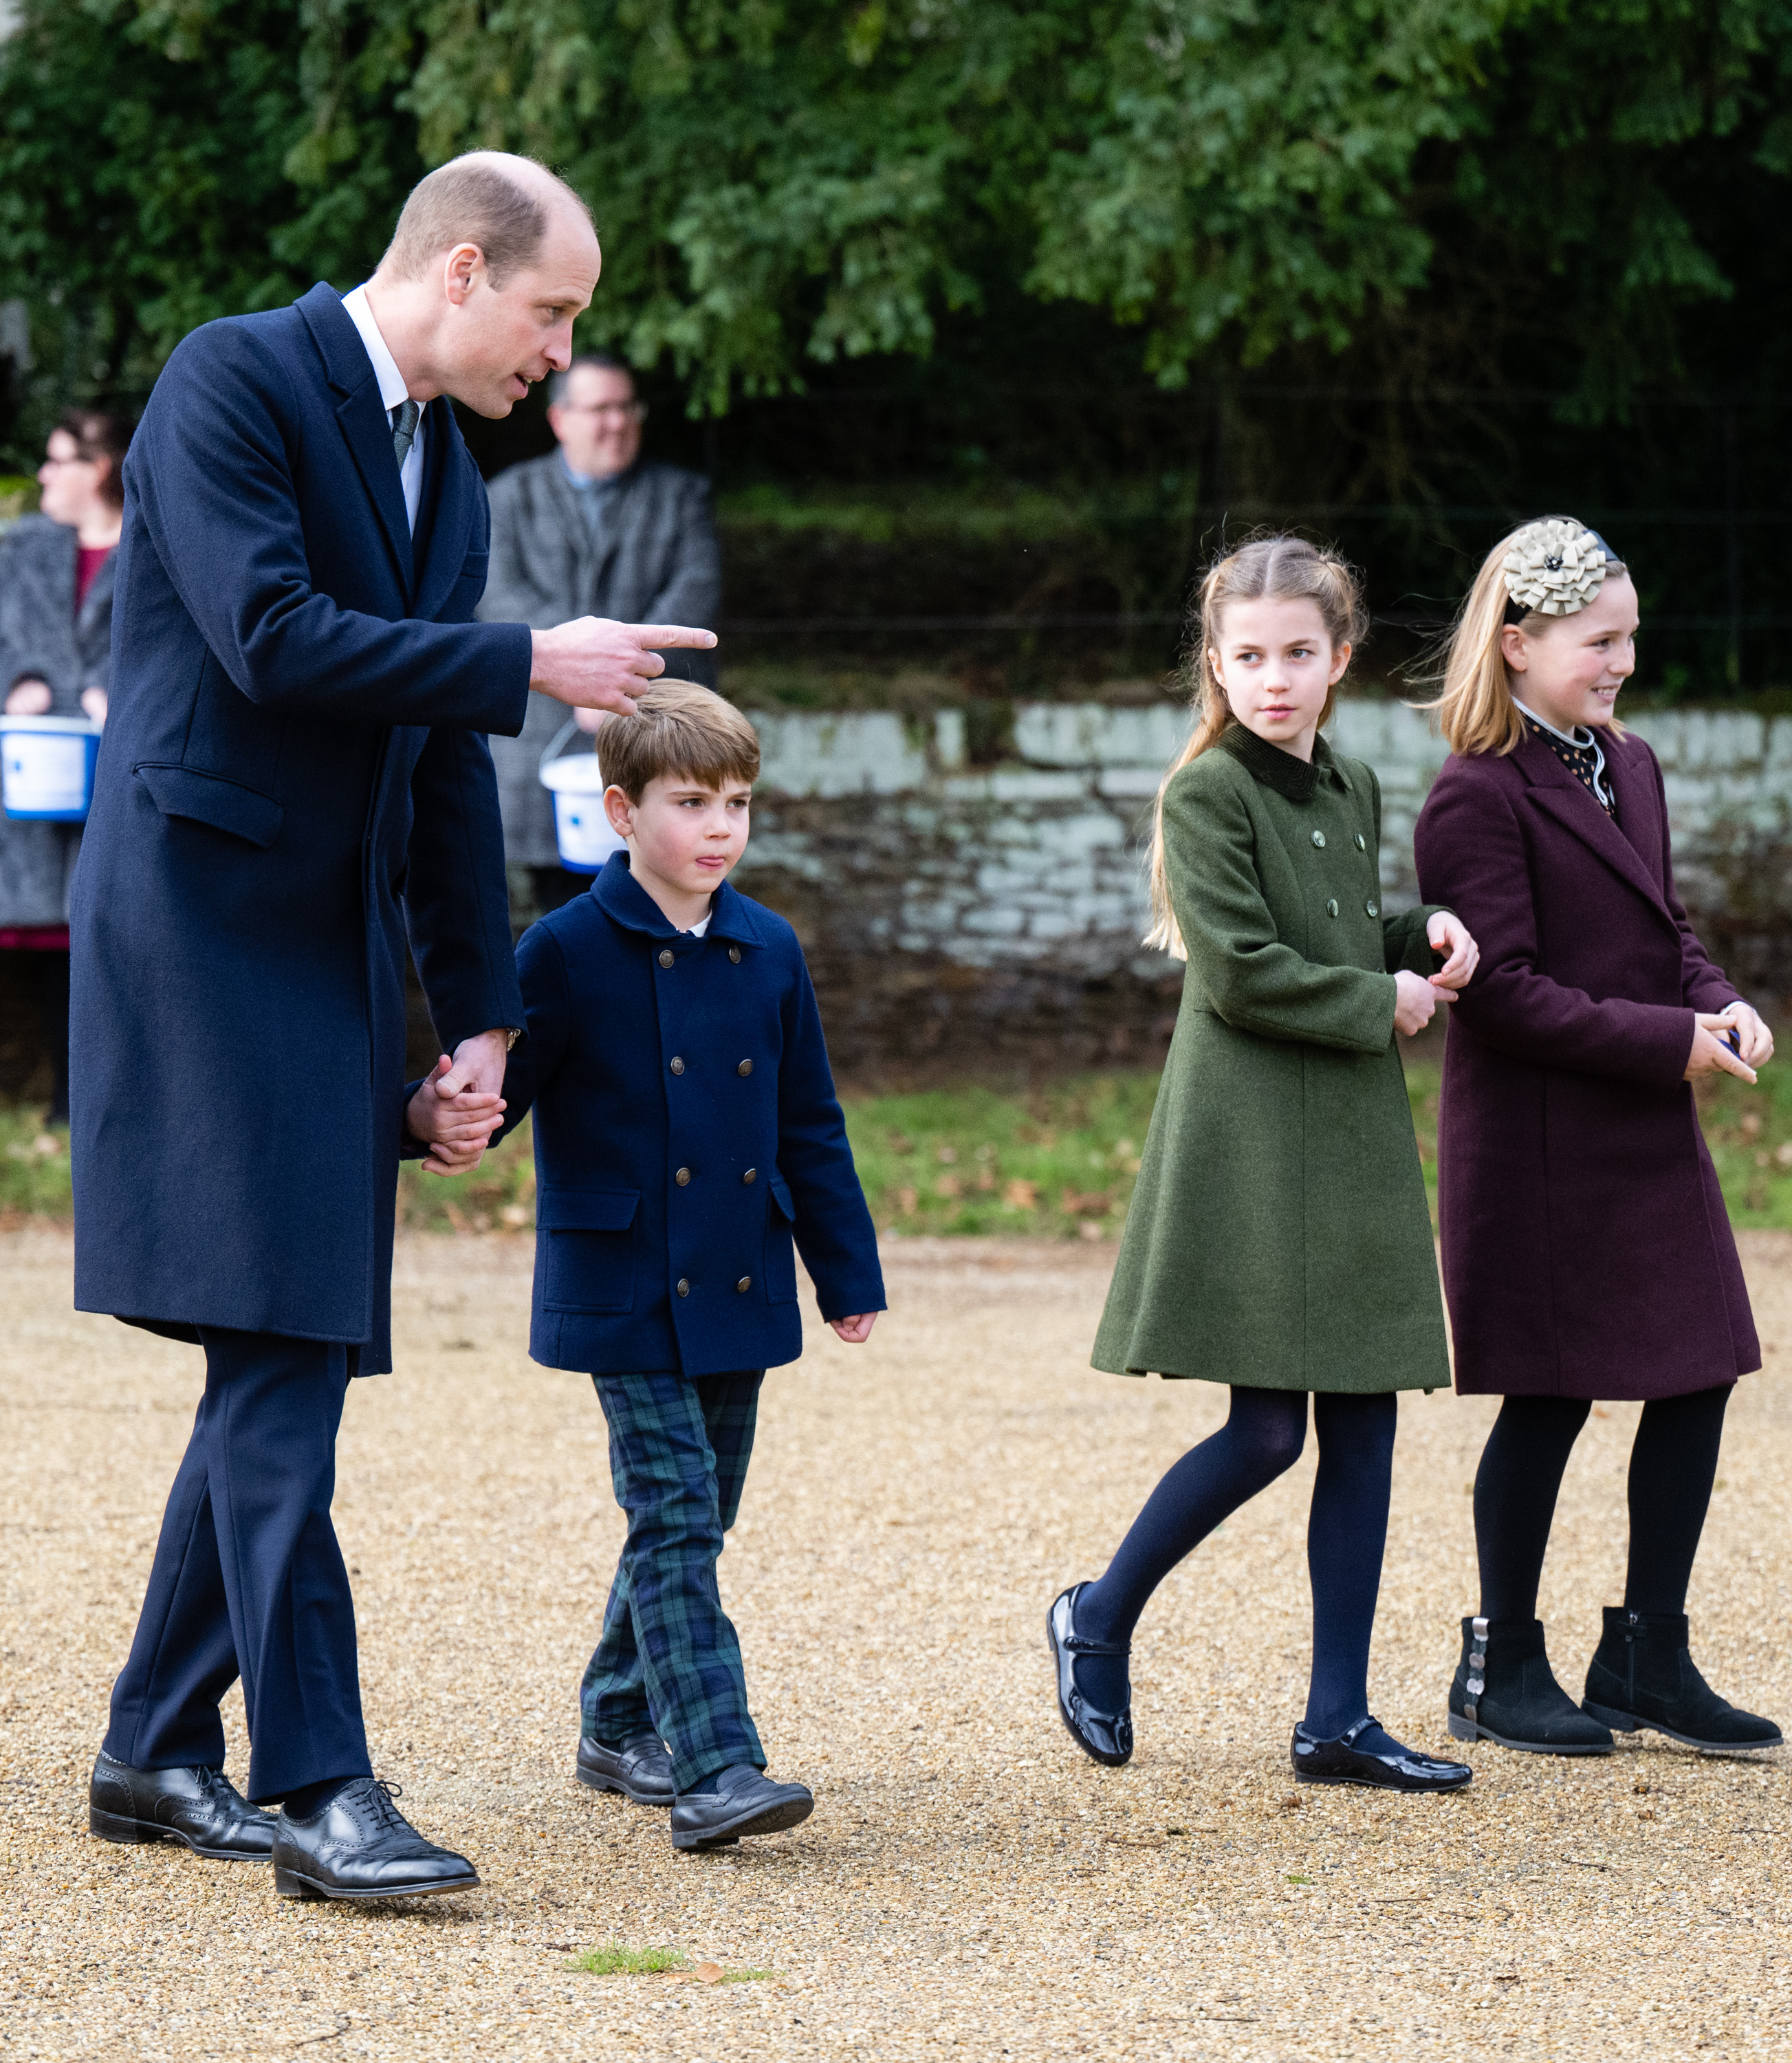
[102,1329,371,1804]
[582,1372,765,1791]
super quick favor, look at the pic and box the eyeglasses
[556,401,646,423]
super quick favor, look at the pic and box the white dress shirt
[340,285,424,534]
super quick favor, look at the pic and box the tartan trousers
[581,1370,765,1791]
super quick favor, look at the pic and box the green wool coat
[1092,725,1453,1395]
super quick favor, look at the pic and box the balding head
[381,152,592,290]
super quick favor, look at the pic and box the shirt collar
[340,285,412,416]
[1514,697,1599,752]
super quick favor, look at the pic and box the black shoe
[272,1778,480,1900]
[89,1749,274,1859]
[1292,1718,1473,1792]
[1583,1607,1783,1752]
[576,1733,675,1808]
[1447,1615,1614,1755]
[669,1765,813,1853]
[1046,1584,1133,1769]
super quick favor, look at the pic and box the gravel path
[4,1228,1791,2060]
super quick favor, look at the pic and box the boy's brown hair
[597,680,761,800]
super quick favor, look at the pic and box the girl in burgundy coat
[1414,516,1780,1756]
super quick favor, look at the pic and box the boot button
[675,1167,690,1186]
[736,1276,751,1294]
[742,1168,756,1183]
[677,1278,690,1298]
[658,948,674,968]
[728,945,741,963]
[737,1058,752,1076]
[670,1056,684,1075]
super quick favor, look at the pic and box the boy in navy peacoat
[411,681,884,1852]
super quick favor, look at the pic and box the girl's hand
[1714,1001,1774,1069]
[830,1313,878,1343]
[1393,969,1450,1037]
[406,1054,507,1175]
[1426,911,1479,992]
[1686,1016,1758,1086]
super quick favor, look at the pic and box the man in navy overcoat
[74,151,716,1901]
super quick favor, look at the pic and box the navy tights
[1073,1388,1399,1740]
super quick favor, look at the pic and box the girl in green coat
[1047,535,1478,1793]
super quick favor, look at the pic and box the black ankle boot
[1582,1608,1783,1751]
[1446,1615,1613,1754]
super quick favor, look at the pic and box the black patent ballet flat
[1047,1584,1133,1769]
[1291,1716,1472,1793]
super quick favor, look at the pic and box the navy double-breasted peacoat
[1414,727,1759,1400]
[70,283,534,1371]
[494,854,886,1375]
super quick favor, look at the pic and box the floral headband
[1502,518,1618,622]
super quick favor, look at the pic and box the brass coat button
[677,1278,690,1298]
[1366,900,1379,917]
[737,1059,752,1077]
[1311,830,1326,848]
[742,1168,756,1183]
[1355,833,1367,851]
[658,948,675,968]
[1326,898,1339,918]
[675,1167,691,1186]
[728,946,741,964]
[670,1056,685,1075]
[736,1276,751,1294]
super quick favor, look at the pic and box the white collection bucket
[538,716,625,874]
[0,714,102,822]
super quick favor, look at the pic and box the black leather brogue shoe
[272,1778,479,1900]
[1047,1584,1133,1768]
[1291,1718,1473,1793]
[669,1765,813,1853]
[89,1749,274,1859]
[576,1734,675,1808]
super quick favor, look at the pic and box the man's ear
[441,242,485,308]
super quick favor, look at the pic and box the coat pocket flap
[538,1188,640,1232]
[134,763,284,849]
[767,1173,796,1223]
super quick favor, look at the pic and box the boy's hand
[406,1054,506,1177]
[1425,911,1479,991]
[829,1313,878,1343]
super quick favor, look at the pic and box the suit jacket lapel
[296,283,414,600]
[1518,730,1678,934]
[410,399,475,622]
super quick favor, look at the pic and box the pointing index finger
[631,624,719,650]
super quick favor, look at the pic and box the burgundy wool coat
[1413,727,1759,1400]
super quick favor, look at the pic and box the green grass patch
[565,1943,688,1976]
[0,1106,72,1221]
[395,1117,537,1234]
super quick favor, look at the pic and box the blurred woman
[0,408,133,1122]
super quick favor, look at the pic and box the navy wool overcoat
[495,855,886,1375]
[1413,727,1758,1401]
[71,284,533,1371]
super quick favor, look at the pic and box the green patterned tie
[389,398,421,468]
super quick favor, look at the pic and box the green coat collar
[1213,723,1344,805]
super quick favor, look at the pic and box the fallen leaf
[690,1962,724,1985]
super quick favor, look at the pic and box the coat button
[736,1276,751,1294]
[677,1278,690,1298]
[670,1056,684,1075]
[1311,829,1326,848]
[728,946,741,964]
[737,1059,752,1076]
[659,948,674,968]
[1355,833,1367,851]
[742,1168,756,1183]
[1366,900,1379,917]
[1326,898,1339,918]
[675,1167,691,1186]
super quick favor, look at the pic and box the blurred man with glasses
[481,355,721,918]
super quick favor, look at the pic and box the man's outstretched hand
[405,1041,508,1177]
[531,618,718,717]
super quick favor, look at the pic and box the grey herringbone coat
[477,456,721,866]
[0,515,116,925]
